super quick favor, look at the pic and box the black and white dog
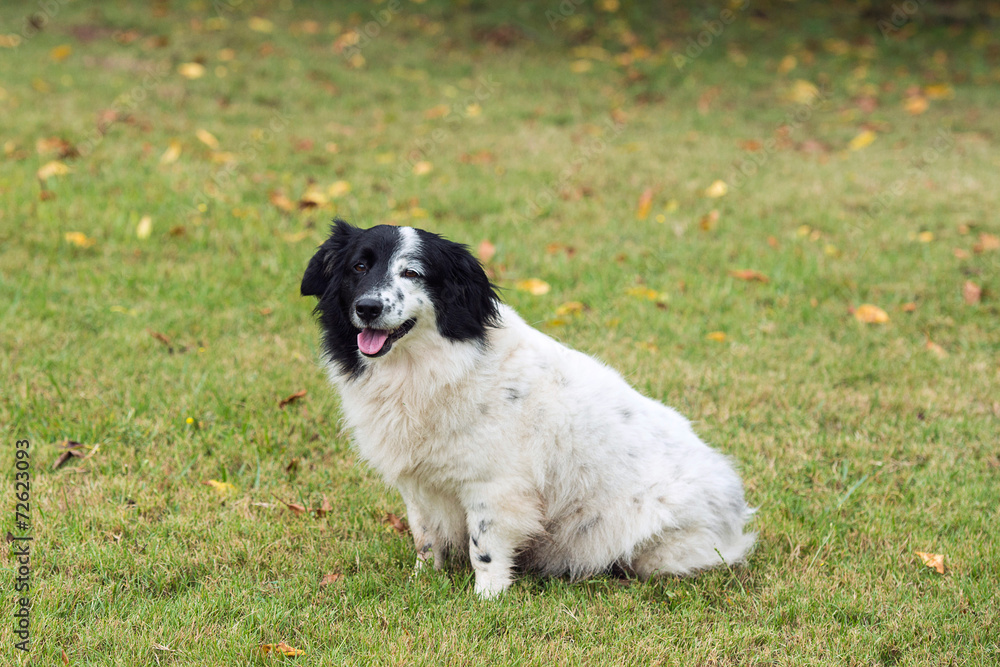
[302,221,755,597]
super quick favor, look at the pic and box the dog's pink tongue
[358,328,389,355]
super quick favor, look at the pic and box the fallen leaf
[636,187,653,220]
[285,458,300,474]
[195,129,219,149]
[282,230,310,243]
[854,304,889,324]
[169,225,186,237]
[459,150,495,164]
[62,647,69,665]
[515,278,551,296]
[706,331,727,342]
[923,84,954,100]
[570,59,593,73]
[728,269,769,283]
[260,642,304,657]
[777,54,797,74]
[38,160,71,181]
[53,450,84,470]
[477,240,496,263]
[316,495,332,519]
[953,248,970,259]
[555,301,586,316]
[973,233,1000,253]
[699,209,720,231]
[381,512,410,535]
[704,180,728,198]
[915,551,945,574]
[787,79,820,104]
[298,183,327,209]
[901,302,917,312]
[269,190,295,212]
[319,572,343,586]
[148,330,172,349]
[36,136,78,158]
[278,498,308,516]
[279,389,307,408]
[904,96,928,115]
[962,280,982,305]
[50,44,72,62]
[925,340,948,359]
[160,140,182,164]
[136,215,153,239]
[625,286,666,302]
[848,130,877,151]
[423,104,449,119]
[248,16,275,33]
[327,180,351,198]
[178,62,206,79]
[413,161,433,175]
[202,479,237,495]
[64,231,95,248]
[917,231,934,243]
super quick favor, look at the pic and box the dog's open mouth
[357,319,416,357]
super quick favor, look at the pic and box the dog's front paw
[473,570,511,599]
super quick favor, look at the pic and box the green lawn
[2,1,998,664]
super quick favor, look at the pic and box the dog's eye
[353,262,367,273]
[402,269,420,279]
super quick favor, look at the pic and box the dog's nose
[355,298,383,323]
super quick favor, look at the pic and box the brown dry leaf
[36,136,78,158]
[904,95,928,115]
[381,512,410,535]
[278,498,308,516]
[316,495,332,519]
[260,642,305,657]
[53,449,84,470]
[148,330,172,348]
[636,187,653,220]
[298,183,327,209]
[477,240,496,263]
[285,458,300,474]
[279,389,307,408]
[973,233,1000,253]
[699,209,720,231]
[319,572,343,586]
[915,551,946,574]
[169,225,186,237]
[64,231,95,248]
[515,278,551,296]
[202,479,237,495]
[901,302,917,312]
[962,281,982,305]
[38,160,71,181]
[459,150,495,165]
[953,248,970,259]
[740,139,763,152]
[854,304,889,324]
[728,269,769,283]
[269,190,295,212]
[423,104,450,119]
[706,331,727,342]
[62,647,69,665]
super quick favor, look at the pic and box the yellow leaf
[282,230,310,243]
[704,180,728,198]
[625,286,666,302]
[854,304,889,324]
[786,79,819,104]
[50,44,72,62]
[260,642,305,657]
[413,161,433,175]
[555,301,585,316]
[37,160,70,181]
[466,103,482,117]
[64,232,96,248]
[706,331,727,342]
[202,479,237,495]
[917,231,934,243]
[915,551,945,574]
[516,279,551,296]
[178,62,206,79]
[904,96,928,115]
[269,190,295,212]
[570,60,593,73]
[248,17,275,33]
[664,199,679,213]
[848,130,877,151]
[636,188,653,220]
[923,84,954,100]
[327,180,351,198]
[777,55,797,74]
[196,129,219,149]
[136,215,153,239]
[160,140,182,164]
[299,183,327,209]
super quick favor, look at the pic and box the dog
[301,220,756,597]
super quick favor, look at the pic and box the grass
[2,0,999,664]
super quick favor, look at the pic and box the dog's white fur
[322,228,756,598]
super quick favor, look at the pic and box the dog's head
[302,220,500,376]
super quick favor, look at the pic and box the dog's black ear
[301,219,359,298]
[422,232,501,341]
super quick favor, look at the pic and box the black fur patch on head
[413,228,500,342]
[301,220,402,377]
